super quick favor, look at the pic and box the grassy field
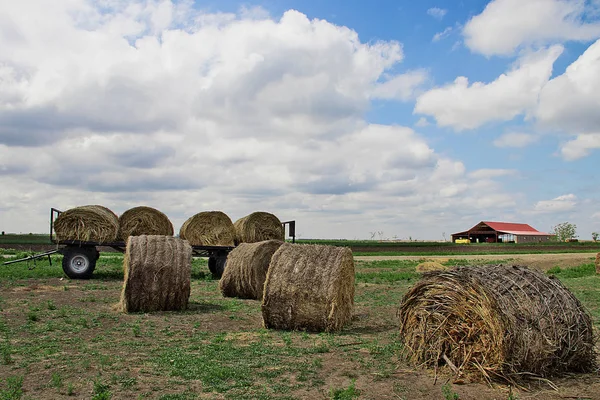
[0,253,598,400]
[0,234,52,245]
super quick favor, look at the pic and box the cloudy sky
[1,0,599,240]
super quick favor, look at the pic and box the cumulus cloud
[533,194,578,213]
[0,1,522,239]
[559,133,600,160]
[427,7,447,20]
[432,27,453,42]
[464,0,600,56]
[467,169,517,179]
[414,46,563,130]
[493,132,540,148]
[536,39,600,134]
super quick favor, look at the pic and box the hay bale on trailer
[118,206,174,240]
[262,243,355,332]
[118,235,192,313]
[54,205,119,243]
[179,211,236,246]
[233,212,284,244]
[219,240,283,300]
[398,265,596,382]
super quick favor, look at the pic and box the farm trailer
[3,208,296,280]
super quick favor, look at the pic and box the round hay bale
[219,240,284,300]
[118,206,174,240]
[262,243,355,332]
[54,205,118,243]
[398,265,596,382]
[415,261,448,273]
[233,212,284,244]
[595,253,600,275]
[118,235,192,313]
[179,211,235,246]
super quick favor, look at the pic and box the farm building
[451,221,554,243]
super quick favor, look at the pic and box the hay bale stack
[262,243,355,332]
[118,235,192,313]
[54,205,118,243]
[118,206,174,240]
[415,261,448,273]
[595,253,600,274]
[179,211,236,246]
[398,265,596,382]
[233,212,284,244]
[219,240,284,300]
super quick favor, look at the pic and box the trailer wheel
[208,256,227,279]
[62,247,97,279]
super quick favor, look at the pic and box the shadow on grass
[186,302,226,313]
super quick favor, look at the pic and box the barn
[451,221,554,243]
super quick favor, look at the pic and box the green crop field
[0,252,598,399]
[0,234,52,245]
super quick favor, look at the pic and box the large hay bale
[596,253,600,275]
[179,211,236,246]
[118,235,192,313]
[262,243,355,332]
[415,261,448,273]
[398,265,596,382]
[118,206,174,240]
[233,212,284,244]
[219,240,284,300]
[54,205,118,243]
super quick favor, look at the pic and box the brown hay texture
[596,253,600,275]
[118,235,192,313]
[398,265,596,383]
[261,243,355,332]
[179,211,236,246]
[118,206,174,240]
[415,261,448,273]
[54,205,119,243]
[233,212,284,244]
[219,240,284,300]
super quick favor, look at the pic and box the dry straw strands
[179,211,236,246]
[262,243,355,332]
[219,240,284,300]
[54,205,119,243]
[118,235,192,313]
[118,206,174,240]
[415,261,448,273]
[233,212,284,244]
[398,265,596,383]
[596,253,600,274]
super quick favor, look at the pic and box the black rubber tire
[208,256,227,279]
[62,247,97,279]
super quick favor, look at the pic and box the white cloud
[559,133,600,160]
[593,212,600,219]
[0,1,522,239]
[415,117,430,127]
[371,69,428,101]
[414,46,563,130]
[536,39,600,134]
[427,7,447,20]
[432,27,453,42]
[468,169,517,179]
[493,132,540,148]
[464,0,600,56]
[533,194,578,214]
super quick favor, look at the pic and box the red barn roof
[452,221,552,236]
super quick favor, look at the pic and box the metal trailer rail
[4,208,296,280]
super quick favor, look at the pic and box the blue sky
[0,0,599,239]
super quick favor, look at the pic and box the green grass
[0,234,51,245]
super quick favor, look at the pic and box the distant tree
[551,222,577,242]
[592,232,599,242]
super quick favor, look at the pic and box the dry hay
[596,253,600,274]
[54,205,118,243]
[219,240,283,300]
[415,261,448,273]
[398,264,596,383]
[262,243,355,332]
[118,206,174,240]
[117,235,192,313]
[233,212,284,244]
[179,211,236,246]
